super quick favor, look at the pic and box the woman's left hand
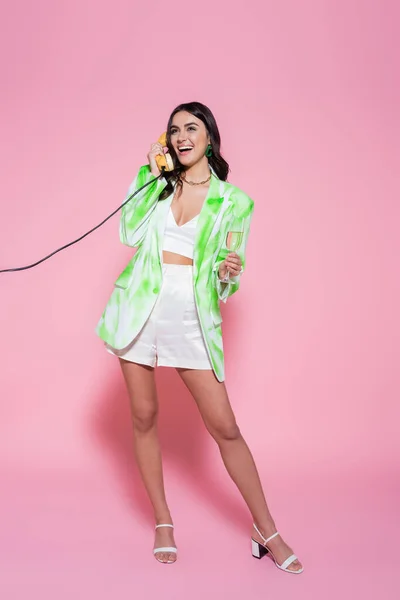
[218,252,242,280]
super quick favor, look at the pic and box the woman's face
[169,111,210,168]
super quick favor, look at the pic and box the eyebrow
[170,122,198,130]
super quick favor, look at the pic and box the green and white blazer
[95,164,254,381]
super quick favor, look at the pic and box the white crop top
[163,206,199,259]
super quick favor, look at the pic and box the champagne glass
[226,230,243,252]
[223,224,244,281]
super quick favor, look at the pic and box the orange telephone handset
[155,132,174,172]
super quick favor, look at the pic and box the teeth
[179,146,192,151]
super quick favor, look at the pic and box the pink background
[1,0,399,597]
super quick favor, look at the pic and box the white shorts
[105,263,212,370]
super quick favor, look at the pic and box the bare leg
[119,359,176,563]
[177,368,302,572]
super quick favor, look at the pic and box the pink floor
[1,1,398,597]
[1,464,398,599]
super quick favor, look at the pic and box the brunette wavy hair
[158,102,230,201]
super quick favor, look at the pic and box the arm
[213,196,254,302]
[119,165,167,247]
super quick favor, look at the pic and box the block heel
[251,523,303,574]
[251,538,269,559]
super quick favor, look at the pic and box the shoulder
[222,180,254,218]
[137,164,153,181]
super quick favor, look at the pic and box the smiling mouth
[178,146,193,153]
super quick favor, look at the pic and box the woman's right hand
[147,142,167,177]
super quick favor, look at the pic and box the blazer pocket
[114,265,134,289]
[113,253,139,289]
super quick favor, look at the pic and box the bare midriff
[162,250,193,265]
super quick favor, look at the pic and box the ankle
[253,520,277,538]
[155,513,173,526]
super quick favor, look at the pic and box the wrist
[150,166,161,177]
[148,158,161,178]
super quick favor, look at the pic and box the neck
[184,158,211,182]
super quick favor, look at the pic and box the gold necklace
[180,170,212,186]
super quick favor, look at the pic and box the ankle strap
[155,523,174,529]
[253,523,279,544]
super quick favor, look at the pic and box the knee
[209,419,242,443]
[131,404,158,433]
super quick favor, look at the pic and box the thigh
[119,359,158,418]
[176,368,239,439]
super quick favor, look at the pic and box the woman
[95,102,303,574]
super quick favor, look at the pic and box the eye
[170,128,178,135]
[188,126,196,131]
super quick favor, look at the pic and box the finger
[150,143,163,154]
[226,259,241,269]
[228,257,241,266]
[228,261,241,272]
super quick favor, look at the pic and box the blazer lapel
[193,175,232,281]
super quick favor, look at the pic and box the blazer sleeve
[119,165,168,247]
[212,191,254,303]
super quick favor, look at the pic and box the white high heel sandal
[251,523,303,574]
[153,524,177,564]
